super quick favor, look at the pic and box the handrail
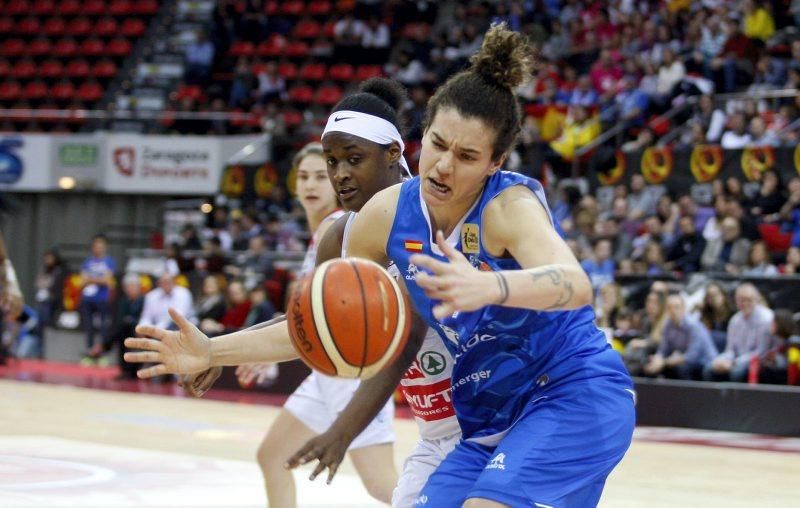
[0,108,265,121]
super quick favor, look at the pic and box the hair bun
[359,78,407,112]
[469,23,534,90]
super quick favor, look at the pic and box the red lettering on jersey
[403,360,425,380]
[400,379,455,421]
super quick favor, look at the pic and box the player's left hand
[286,428,349,485]
[411,230,497,320]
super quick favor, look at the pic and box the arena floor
[1,369,798,508]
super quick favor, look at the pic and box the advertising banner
[105,135,221,195]
[0,134,53,191]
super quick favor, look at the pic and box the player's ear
[488,153,507,176]
[387,142,402,165]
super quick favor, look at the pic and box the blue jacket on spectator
[658,314,718,367]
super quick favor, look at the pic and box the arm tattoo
[530,267,574,310]
[494,272,510,305]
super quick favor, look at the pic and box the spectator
[596,281,624,330]
[724,197,760,241]
[581,238,616,291]
[624,290,667,376]
[627,174,658,219]
[197,237,226,274]
[590,50,624,96]
[180,224,204,251]
[742,0,775,42]
[705,283,774,382]
[780,178,800,247]
[720,112,753,149]
[196,275,227,327]
[695,281,735,351]
[748,116,779,146]
[750,170,785,219]
[185,31,216,84]
[780,246,800,274]
[742,240,778,276]
[230,236,274,290]
[547,105,601,174]
[759,308,795,384]
[644,293,718,380]
[632,216,672,260]
[79,234,116,363]
[655,48,686,102]
[360,15,390,63]
[693,94,727,143]
[33,249,65,352]
[568,75,599,107]
[255,62,286,104]
[243,285,276,328]
[111,273,144,379]
[201,280,251,335]
[701,217,752,273]
[598,217,634,264]
[138,268,195,330]
[333,12,365,60]
[0,230,23,363]
[715,18,755,93]
[613,74,651,128]
[665,215,706,274]
[387,50,426,87]
[229,58,256,108]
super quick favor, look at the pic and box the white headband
[322,110,411,176]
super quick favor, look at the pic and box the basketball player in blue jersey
[292,23,636,507]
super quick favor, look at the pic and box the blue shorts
[414,379,635,508]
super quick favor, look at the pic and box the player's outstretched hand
[412,230,496,320]
[124,308,212,379]
[286,429,349,485]
[179,367,223,397]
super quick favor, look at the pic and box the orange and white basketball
[287,258,412,379]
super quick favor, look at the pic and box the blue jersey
[387,171,631,443]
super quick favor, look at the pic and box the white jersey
[343,212,460,441]
[300,208,346,275]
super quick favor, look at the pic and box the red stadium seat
[277,61,298,79]
[95,17,119,37]
[0,81,22,102]
[328,63,355,81]
[66,17,93,37]
[53,38,79,58]
[39,59,64,79]
[264,1,279,15]
[229,41,255,57]
[176,84,204,101]
[106,38,132,56]
[335,0,355,13]
[280,0,304,16]
[27,38,53,57]
[120,18,146,37]
[91,58,117,78]
[32,0,55,15]
[285,41,309,58]
[307,0,332,16]
[0,60,10,75]
[79,38,105,57]
[6,0,30,16]
[77,80,103,102]
[58,0,81,15]
[402,22,432,40]
[293,19,322,39]
[1,39,26,57]
[758,223,792,253]
[299,62,326,81]
[16,17,40,36]
[42,17,66,37]
[257,35,286,57]
[314,85,342,106]
[108,0,133,16]
[83,0,106,15]
[322,21,336,38]
[50,80,75,102]
[134,0,158,15]
[22,80,48,101]
[11,59,36,79]
[288,84,314,104]
[283,109,302,128]
[65,59,90,79]
[0,18,12,34]
[355,64,382,81]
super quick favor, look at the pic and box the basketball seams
[349,260,370,378]
[287,275,337,376]
[360,262,408,378]
[310,259,359,377]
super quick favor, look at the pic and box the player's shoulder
[485,183,540,221]
[359,182,403,219]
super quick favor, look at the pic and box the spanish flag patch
[404,240,424,252]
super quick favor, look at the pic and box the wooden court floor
[1,379,798,507]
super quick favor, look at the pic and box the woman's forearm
[495,264,593,311]
[209,317,298,366]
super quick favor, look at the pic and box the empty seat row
[0,16,146,37]
[1,37,133,57]
[1,0,158,16]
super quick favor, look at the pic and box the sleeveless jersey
[343,212,460,440]
[301,209,345,275]
[387,171,631,443]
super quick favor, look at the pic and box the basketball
[287,258,412,379]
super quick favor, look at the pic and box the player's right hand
[124,308,212,379]
[286,428,350,485]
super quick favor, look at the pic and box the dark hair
[773,308,797,339]
[332,78,407,136]
[423,23,534,160]
[92,233,107,243]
